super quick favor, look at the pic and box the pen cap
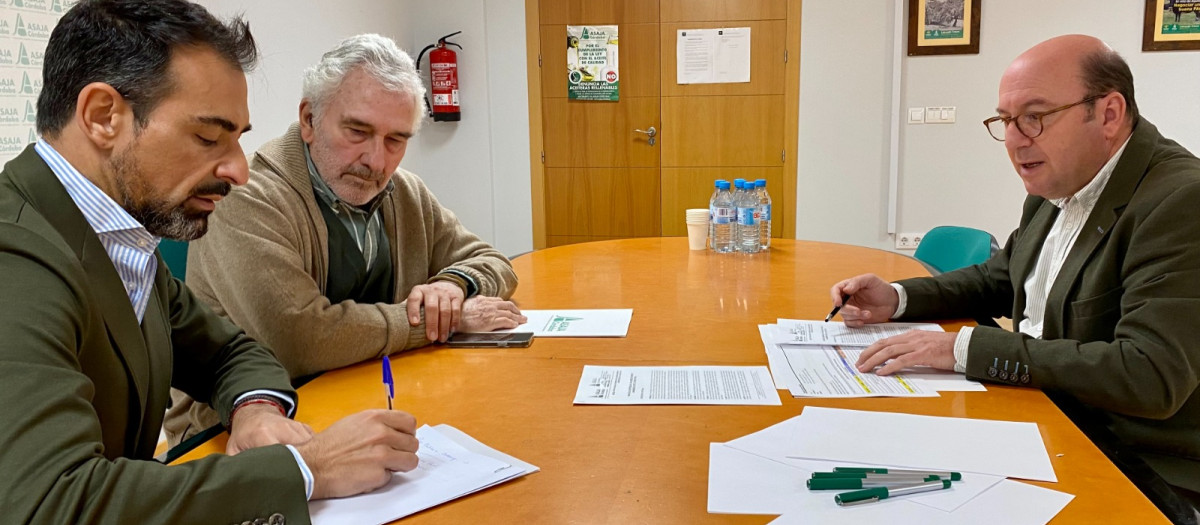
[834,487,889,505]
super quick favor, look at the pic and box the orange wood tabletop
[177,238,1166,524]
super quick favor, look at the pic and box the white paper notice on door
[676,27,751,84]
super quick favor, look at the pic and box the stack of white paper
[309,424,538,525]
[708,407,1072,524]
[759,320,985,397]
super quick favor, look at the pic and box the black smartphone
[445,332,535,348]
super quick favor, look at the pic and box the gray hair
[302,33,426,134]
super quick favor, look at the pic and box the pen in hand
[825,293,851,322]
[382,355,394,410]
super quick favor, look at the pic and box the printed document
[500,308,633,337]
[309,425,537,525]
[676,27,751,84]
[775,319,944,346]
[780,345,934,397]
[573,365,781,405]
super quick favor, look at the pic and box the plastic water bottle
[732,179,746,245]
[756,179,772,251]
[737,180,761,254]
[711,181,736,253]
[708,179,724,226]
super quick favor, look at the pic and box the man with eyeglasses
[830,34,1200,521]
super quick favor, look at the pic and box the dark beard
[110,149,231,241]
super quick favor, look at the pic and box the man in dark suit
[830,35,1200,522]
[0,1,420,523]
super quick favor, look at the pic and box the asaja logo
[27,128,37,144]
[0,107,19,124]
[0,77,17,95]
[0,47,13,66]
[17,43,43,66]
[24,100,35,122]
[15,14,50,38]
[546,315,584,332]
[20,71,42,95]
[51,0,77,13]
[0,18,11,37]
[13,0,50,10]
[0,134,25,153]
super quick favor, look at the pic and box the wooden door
[528,0,801,248]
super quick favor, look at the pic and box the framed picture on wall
[1143,0,1200,51]
[907,0,981,56]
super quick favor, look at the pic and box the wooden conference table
[179,238,1166,524]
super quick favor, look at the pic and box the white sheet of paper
[499,309,633,337]
[780,345,935,397]
[921,479,1074,525]
[759,325,798,390]
[768,480,1072,525]
[309,425,535,525]
[573,365,781,405]
[722,418,1003,513]
[708,443,811,514]
[676,29,714,84]
[714,27,751,82]
[903,367,988,392]
[776,319,944,346]
[785,407,1057,482]
[676,27,750,84]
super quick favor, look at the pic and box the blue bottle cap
[756,179,766,187]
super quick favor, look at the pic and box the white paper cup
[685,208,709,222]
[686,221,708,250]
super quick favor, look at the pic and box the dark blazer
[0,145,310,523]
[897,118,1200,491]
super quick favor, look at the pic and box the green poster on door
[567,25,619,101]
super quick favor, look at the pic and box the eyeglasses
[982,94,1106,141]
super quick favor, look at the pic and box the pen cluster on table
[807,467,961,506]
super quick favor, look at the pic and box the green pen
[833,467,963,481]
[834,480,952,506]
[812,472,952,480]
[808,476,941,490]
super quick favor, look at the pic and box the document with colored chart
[502,309,633,337]
[778,345,936,398]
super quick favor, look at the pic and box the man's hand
[297,410,420,500]
[830,274,900,327]
[226,403,314,455]
[407,281,466,342]
[459,296,527,333]
[855,330,958,375]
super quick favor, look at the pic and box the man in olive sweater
[832,35,1200,521]
[167,34,525,442]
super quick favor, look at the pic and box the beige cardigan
[166,123,517,441]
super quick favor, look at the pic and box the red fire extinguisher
[417,31,463,122]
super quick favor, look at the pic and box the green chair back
[159,239,189,281]
[913,226,998,275]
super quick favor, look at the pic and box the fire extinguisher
[417,31,463,122]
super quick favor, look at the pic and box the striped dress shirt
[35,141,160,323]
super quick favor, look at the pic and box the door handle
[633,126,657,138]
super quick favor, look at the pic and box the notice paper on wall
[676,27,751,84]
[574,365,781,405]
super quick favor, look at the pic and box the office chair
[913,225,999,275]
[159,239,189,281]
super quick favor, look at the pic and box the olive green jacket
[0,145,310,524]
[897,118,1200,491]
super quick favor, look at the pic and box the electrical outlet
[896,232,924,250]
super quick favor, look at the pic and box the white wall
[798,0,1200,252]
[199,0,533,257]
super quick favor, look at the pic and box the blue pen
[382,355,394,410]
